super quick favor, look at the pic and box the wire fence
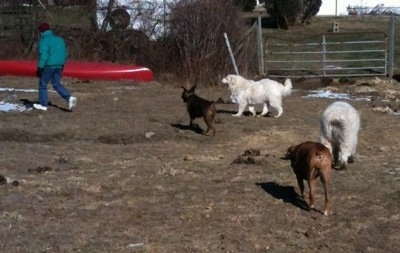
[265,32,387,78]
[260,15,400,78]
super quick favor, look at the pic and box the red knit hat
[38,23,50,33]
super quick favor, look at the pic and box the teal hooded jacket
[37,30,68,69]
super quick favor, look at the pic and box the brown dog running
[181,85,216,136]
[286,141,332,216]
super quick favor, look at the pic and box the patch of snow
[0,87,37,112]
[304,90,371,101]
[0,102,30,112]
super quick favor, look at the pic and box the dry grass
[0,75,400,252]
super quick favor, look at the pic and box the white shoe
[33,104,48,111]
[69,96,77,110]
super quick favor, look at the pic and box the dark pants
[38,67,70,106]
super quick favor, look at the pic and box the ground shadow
[20,99,35,109]
[216,109,236,115]
[217,109,270,117]
[256,181,309,211]
[171,123,204,135]
[20,99,70,112]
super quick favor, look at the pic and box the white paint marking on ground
[0,88,37,93]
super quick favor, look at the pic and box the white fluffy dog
[319,101,360,170]
[222,74,292,117]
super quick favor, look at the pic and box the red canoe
[0,60,154,82]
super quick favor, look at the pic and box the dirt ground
[0,75,399,253]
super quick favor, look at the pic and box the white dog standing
[222,74,292,117]
[319,101,360,170]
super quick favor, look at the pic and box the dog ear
[286,146,297,166]
[189,85,196,92]
[181,86,187,91]
[286,146,294,158]
[230,76,236,85]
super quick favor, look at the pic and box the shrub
[163,0,256,85]
[262,0,321,29]
[233,0,258,12]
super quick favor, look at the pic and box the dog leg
[339,143,353,169]
[208,126,216,136]
[189,118,200,129]
[233,103,246,117]
[332,146,341,168]
[248,106,257,116]
[273,105,283,118]
[339,162,347,170]
[308,179,316,209]
[269,100,283,117]
[204,117,216,137]
[337,149,347,170]
[296,175,305,199]
[259,103,269,116]
[320,172,331,216]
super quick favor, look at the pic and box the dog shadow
[256,181,309,211]
[20,99,70,112]
[216,109,236,114]
[171,123,205,135]
[217,109,271,117]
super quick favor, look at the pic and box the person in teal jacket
[34,22,77,111]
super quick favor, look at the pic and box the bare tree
[302,0,322,24]
[100,0,116,32]
[167,0,255,84]
[232,0,258,12]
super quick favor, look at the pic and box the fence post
[257,17,265,76]
[322,34,327,77]
[253,4,266,76]
[223,33,239,75]
[388,14,395,78]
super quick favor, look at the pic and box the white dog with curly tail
[319,101,360,170]
[222,74,292,117]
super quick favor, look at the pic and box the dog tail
[316,151,324,161]
[282,79,292,97]
[314,150,332,170]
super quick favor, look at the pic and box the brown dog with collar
[286,141,332,216]
[181,85,216,136]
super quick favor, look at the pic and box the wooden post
[253,4,266,76]
[257,15,265,76]
[388,14,394,78]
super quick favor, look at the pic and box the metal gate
[264,32,388,78]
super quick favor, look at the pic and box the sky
[317,0,400,16]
